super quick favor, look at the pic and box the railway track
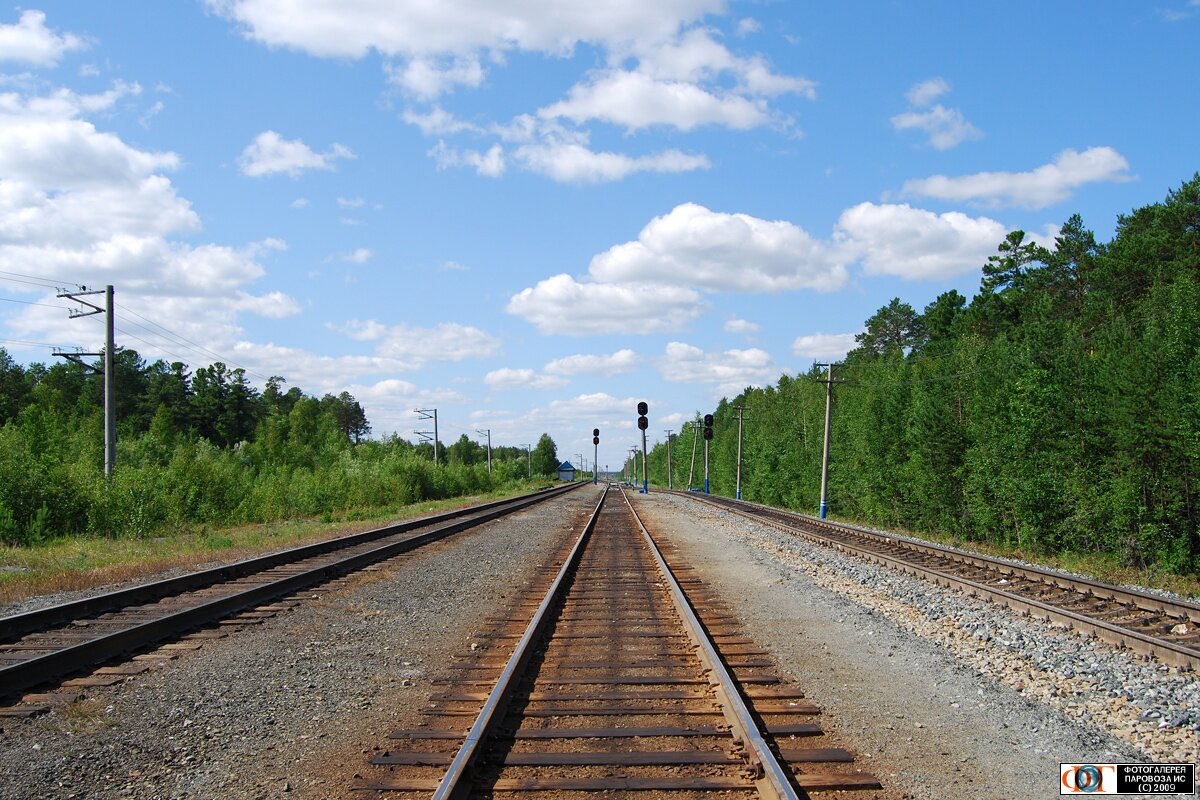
[363,485,880,798]
[678,491,1200,670]
[0,483,583,701]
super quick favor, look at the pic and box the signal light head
[593,436,599,445]
[637,401,648,415]
[704,413,714,427]
[637,417,648,430]
[703,427,713,440]
[592,428,599,437]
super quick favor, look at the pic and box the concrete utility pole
[476,429,492,474]
[55,285,115,477]
[522,444,531,478]
[687,416,700,489]
[414,408,439,464]
[664,430,674,490]
[817,363,836,519]
[629,447,639,485]
[734,406,745,501]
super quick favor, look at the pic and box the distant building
[557,461,576,482]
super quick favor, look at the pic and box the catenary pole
[734,406,744,500]
[819,363,834,519]
[664,430,673,490]
[688,416,699,489]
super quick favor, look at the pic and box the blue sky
[1,1,1197,470]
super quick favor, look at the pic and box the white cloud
[336,196,365,208]
[329,320,501,369]
[483,367,569,390]
[589,203,848,292]
[430,141,506,177]
[544,349,638,376]
[238,130,355,177]
[0,82,304,357]
[207,0,722,59]
[440,260,468,271]
[513,142,708,183]
[892,79,980,150]
[290,197,309,208]
[539,70,771,132]
[905,77,950,107]
[723,318,759,334]
[735,18,761,36]
[659,341,775,396]
[836,202,1007,280]
[402,106,480,136]
[342,247,373,263]
[891,105,981,151]
[792,331,860,360]
[387,55,484,99]
[0,10,88,66]
[506,274,704,335]
[901,147,1134,209]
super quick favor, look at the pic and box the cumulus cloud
[483,367,568,390]
[540,70,771,132]
[659,341,775,396]
[207,0,721,59]
[724,319,759,334]
[387,55,485,99]
[901,147,1134,209]
[835,202,1008,280]
[430,141,506,177]
[341,247,373,263]
[589,203,848,292]
[0,83,302,361]
[513,142,708,183]
[402,106,480,136]
[905,77,950,107]
[544,349,637,376]
[238,130,355,177]
[329,320,501,369]
[891,78,981,150]
[0,10,88,66]
[507,274,704,336]
[792,331,860,360]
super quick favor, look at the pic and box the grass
[0,484,538,608]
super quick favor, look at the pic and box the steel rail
[621,487,799,800]
[681,492,1199,670]
[0,483,585,698]
[1,483,580,642]
[723,496,1200,623]
[432,486,607,799]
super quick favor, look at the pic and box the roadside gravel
[635,492,1197,800]
[0,486,601,800]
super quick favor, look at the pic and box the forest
[645,174,1200,575]
[0,350,560,546]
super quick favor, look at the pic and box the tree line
[0,349,559,545]
[646,174,1200,575]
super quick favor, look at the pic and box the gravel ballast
[634,492,1198,800]
[3,485,1196,800]
[0,486,601,800]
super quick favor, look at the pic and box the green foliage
[648,173,1200,575]
[0,347,546,547]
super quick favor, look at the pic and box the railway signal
[636,402,649,493]
[592,428,599,484]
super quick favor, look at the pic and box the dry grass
[55,698,113,734]
[0,487,530,607]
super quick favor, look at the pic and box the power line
[0,297,70,310]
[0,337,67,349]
